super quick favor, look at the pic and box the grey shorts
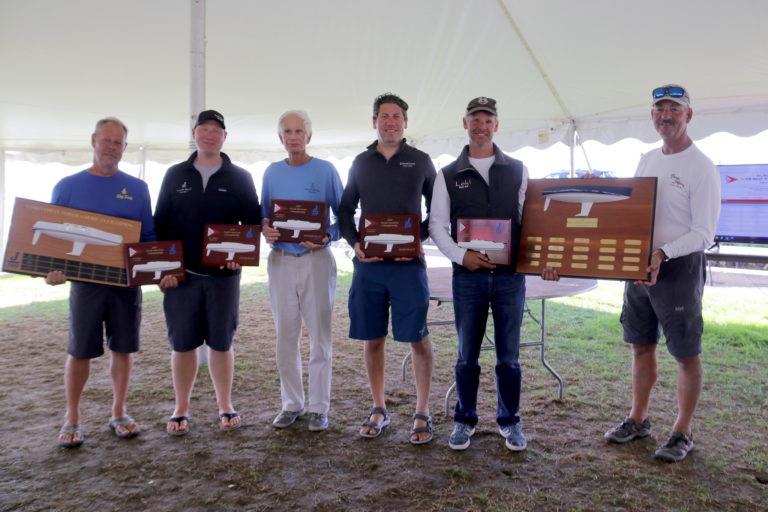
[68,281,142,359]
[620,252,706,358]
[163,272,241,352]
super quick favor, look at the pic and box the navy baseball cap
[195,109,226,129]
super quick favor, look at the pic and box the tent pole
[190,0,209,366]
[138,145,146,181]
[0,150,5,257]
[190,0,206,149]
[575,130,594,173]
[569,122,576,177]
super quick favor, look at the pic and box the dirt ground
[0,272,766,512]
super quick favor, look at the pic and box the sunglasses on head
[652,86,687,99]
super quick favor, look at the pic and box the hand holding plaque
[516,177,657,280]
[358,214,421,259]
[202,224,261,266]
[456,217,512,266]
[3,198,140,286]
[124,240,186,287]
[270,199,327,244]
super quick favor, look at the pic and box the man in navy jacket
[154,110,261,436]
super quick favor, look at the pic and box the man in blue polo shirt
[154,110,261,436]
[430,97,529,452]
[47,117,155,448]
[339,93,436,444]
[261,110,343,432]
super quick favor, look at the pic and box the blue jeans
[452,271,525,427]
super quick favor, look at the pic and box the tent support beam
[138,146,146,181]
[190,0,209,366]
[0,150,5,256]
[575,130,594,173]
[497,0,573,120]
[567,121,595,176]
[190,0,206,149]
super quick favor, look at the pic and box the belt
[275,249,311,257]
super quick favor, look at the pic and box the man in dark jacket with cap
[155,110,261,436]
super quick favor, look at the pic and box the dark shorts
[163,272,241,352]
[620,252,706,358]
[348,259,429,342]
[68,281,142,359]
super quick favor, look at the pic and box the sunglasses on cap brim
[652,86,687,99]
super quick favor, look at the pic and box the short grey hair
[94,117,128,137]
[277,110,312,137]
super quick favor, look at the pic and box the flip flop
[359,406,390,438]
[219,411,242,431]
[58,424,84,448]
[410,413,434,445]
[108,416,140,439]
[166,416,190,437]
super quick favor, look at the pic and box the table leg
[401,351,412,382]
[537,299,564,400]
[444,381,456,417]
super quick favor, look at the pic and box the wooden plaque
[2,198,141,286]
[359,214,421,259]
[124,240,186,287]
[201,224,261,266]
[270,199,327,244]
[516,178,657,280]
[456,218,512,265]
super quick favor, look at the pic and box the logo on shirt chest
[454,178,472,190]
[115,188,133,200]
[176,181,193,194]
[399,161,416,168]
[305,183,320,195]
[669,173,685,190]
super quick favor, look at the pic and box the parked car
[543,169,617,179]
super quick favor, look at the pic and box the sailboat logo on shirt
[176,181,192,194]
[116,188,133,200]
[305,183,320,195]
[669,173,685,190]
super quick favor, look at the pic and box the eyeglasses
[652,86,687,99]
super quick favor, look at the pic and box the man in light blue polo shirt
[261,110,343,432]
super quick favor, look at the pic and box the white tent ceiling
[2,0,768,164]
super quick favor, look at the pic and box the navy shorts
[68,281,142,359]
[620,252,706,358]
[348,259,429,342]
[163,272,241,352]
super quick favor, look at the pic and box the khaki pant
[267,248,336,414]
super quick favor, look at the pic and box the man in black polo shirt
[154,110,261,436]
[429,97,529,451]
[339,93,436,444]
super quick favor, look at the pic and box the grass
[1,267,767,511]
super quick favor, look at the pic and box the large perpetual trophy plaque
[3,198,141,286]
[124,240,186,287]
[516,178,657,280]
[270,199,327,244]
[359,214,421,259]
[201,224,261,266]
